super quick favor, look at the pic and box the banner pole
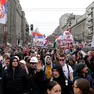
[3,24,7,48]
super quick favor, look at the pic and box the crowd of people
[0,44,94,94]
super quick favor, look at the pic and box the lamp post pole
[3,24,7,48]
[30,24,33,47]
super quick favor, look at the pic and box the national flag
[44,37,49,46]
[0,0,7,24]
[2,0,6,4]
[32,32,45,46]
[32,32,44,39]
[53,34,63,48]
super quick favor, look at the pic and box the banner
[44,37,49,46]
[0,0,7,24]
[32,32,45,46]
[33,38,45,46]
[54,31,74,47]
[62,31,73,43]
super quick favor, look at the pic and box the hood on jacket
[9,56,19,69]
[44,55,53,68]
[52,63,65,78]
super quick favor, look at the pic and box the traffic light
[30,24,33,31]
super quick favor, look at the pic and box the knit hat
[25,56,30,62]
[52,63,62,71]
[52,63,65,78]
[77,63,87,71]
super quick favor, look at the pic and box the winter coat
[28,68,50,94]
[0,63,2,78]
[2,66,28,94]
[52,63,73,94]
[2,56,28,94]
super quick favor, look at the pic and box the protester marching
[0,31,94,94]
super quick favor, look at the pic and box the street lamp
[30,24,34,47]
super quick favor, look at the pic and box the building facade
[86,1,94,40]
[59,14,86,42]
[0,0,29,46]
[59,1,94,42]
[71,15,86,41]
[21,11,29,45]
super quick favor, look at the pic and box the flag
[32,32,44,39]
[44,37,49,46]
[32,32,45,46]
[0,0,7,24]
[53,41,56,48]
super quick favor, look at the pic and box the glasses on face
[59,59,64,61]
[30,62,37,65]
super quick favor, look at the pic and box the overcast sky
[19,0,94,36]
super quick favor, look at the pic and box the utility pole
[30,24,33,47]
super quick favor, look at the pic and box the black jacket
[28,68,50,94]
[0,63,2,78]
[52,63,73,94]
[2,66,28,94]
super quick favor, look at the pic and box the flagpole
[3,24,7,48]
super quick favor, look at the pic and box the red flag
[44,37,49,46]
[32,32,43,36]
[0,0,6,5]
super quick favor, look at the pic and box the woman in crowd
[73,78,94,94]
[46,80,61,94]
[44,55,53,79]
[52,63,73,94]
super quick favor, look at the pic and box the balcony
[87,23,93,28]
[87,29,93,35]
[87,10,93,15]
[87,15,93,22]
[87,7,93,15]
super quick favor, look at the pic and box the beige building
[86,1,94,40]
